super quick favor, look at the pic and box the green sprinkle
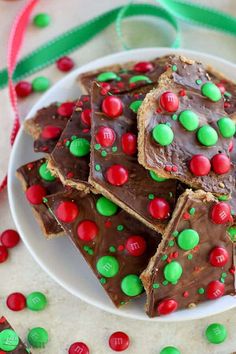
[83,245,89,251]
[221,272,227,278]
[196,79,202,85]
[168,240,175,247]
[101,150,107,157]
[71,135,77,140]
[166,122,172,127]
[224,91,232,98]
[88,249,94,255]
[42,197,48,203]
[152,283,160,289]
[171,114,178,121]
[187,254,193,260]
[172,231,179,237]
[172,65,177,72]
[148,193,155,200]
[161,254,168,261]
[120,301,125,305]
[109,246,116,253]
[189,207,195,215]
[65,141,70,147]
[95,144,101,150]
[228,226,236,242]
[112,146,118,152]
[95,164,101,171]
[218,195,229,201]
[198,287,205,294]
[220,278,225,283]
[117,225,124,231]
[162,280,169,286]
[100,277,106,284]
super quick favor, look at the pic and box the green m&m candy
[69,138,90,157]
[97,72,120,82]
[26,291,47,311]
[205,323,227,344]
[96,196,118,216]
[121,274,143,296]
[149,170,167,182]
[201,82,221,102]
[217,117,236,138]
[0,329,19,351]
[32,76,50,92]
[177,229,199,250]
[129,100,143,113]
[96,256,119,278]
[164,261,183,283]
[39,162,55,181]
[129,75,152,84]
[152,124,174,146]
[33,13,51,28]
[160,346,181,354]
[179,110,199,131]
[197,125,218,146]
[27,327,49,348]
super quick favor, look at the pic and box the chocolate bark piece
[138,67,235,195]
[78,56,170,94]
[48,96,91,192]
[0,316,31,353]
[16,158,64,239]
[89,82,178,233]
[24,101,76,153]
[141,189,235,318]
[46,189,161,307]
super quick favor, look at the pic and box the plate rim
[8,47,236,322]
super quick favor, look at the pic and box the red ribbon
[0,0,39,193]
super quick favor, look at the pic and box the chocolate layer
[141,190,235,317]
[46,189,161,307]
[16,158,64,238]
[0,316,30,353]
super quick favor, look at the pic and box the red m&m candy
[15,81,32,98]
[189,155,211,176]
[6,292,26,311]
[209,247,229,267]
[95,126,116,147]
[57,102,75,117]
[56,201,79,223]
[211,154,231,174]
[77,220,98,242]
[159,91,179,112]
[148,198,170,220]
[121,133,137,155]
[211,202,231,224]
[0,245,8,263]
[26,185,46,205]
[157,299,178,315]
[206,281,225,300]
[68,342,89,354]
[125,236,147,256]
[1,229,20,248]
[56,56,74,72]
[109,331,130,352]
[41,125,62,139]
[81,109,91,127]
[102,96,123,118]
[105,165,129,186]
[133,61,154,73]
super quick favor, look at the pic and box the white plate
[8,48,236,322]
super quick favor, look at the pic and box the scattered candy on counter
[160,346,181,354]
[15,81,32,98]
[0,229,20,263]
[205,323,228,344]
[109,331,130,352]
[57,56,75,72]
[33,13,51,28]
[32,76,51,92]
[27,327,49,348]
[6,291,47,312]
[68,342,90,354]
[6,292,26,311]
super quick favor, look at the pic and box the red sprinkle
[6,292,26,311]
[66,172,74,178]
[26,185,46,205]
[229,266,235,274]
[224,102,231,109]
[216,83,226,94]
[102,96,123,118]
[105,220,112,228]
[77,220,98,242]
[57,102,75,117]
[165,165,172,172]
[156,107,162,114]
[172,251,179,259]
[41,125,62,140]
[118,245,125,251]
[109,331,130,352]
[57,56,74,72]
[211,154,231,175]
[179,89,186,96]
[81,109,91,127]
[68,342,89,354]
[121,133,137,156]
[27,163,34,170]
[133,61,154,73]
[1,230,20,248]
[15,81,32,98]
[157,299,178,315]
[148,198,170,220]
[172,166,178,172]
[183,212,190,220]
[105,165,129,186]
[160,91,179,112]
[0,245,8,263]
[56,201,79,223]
[125,236,147,256]
[183,291,189,298]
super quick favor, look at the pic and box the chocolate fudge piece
[24,101,76,153]
[46,189,161,307]
[78,56,170,94]
[89,82,178,233]
[138,61,235,195]
[48,96,91,192]
[16,158,64,238]
[0,316,30,353]
[141,190,235,318]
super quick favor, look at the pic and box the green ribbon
[1,1,236,90]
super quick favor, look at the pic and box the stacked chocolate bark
[17,55,236,317]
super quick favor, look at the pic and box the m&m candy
[109,331,130,352]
